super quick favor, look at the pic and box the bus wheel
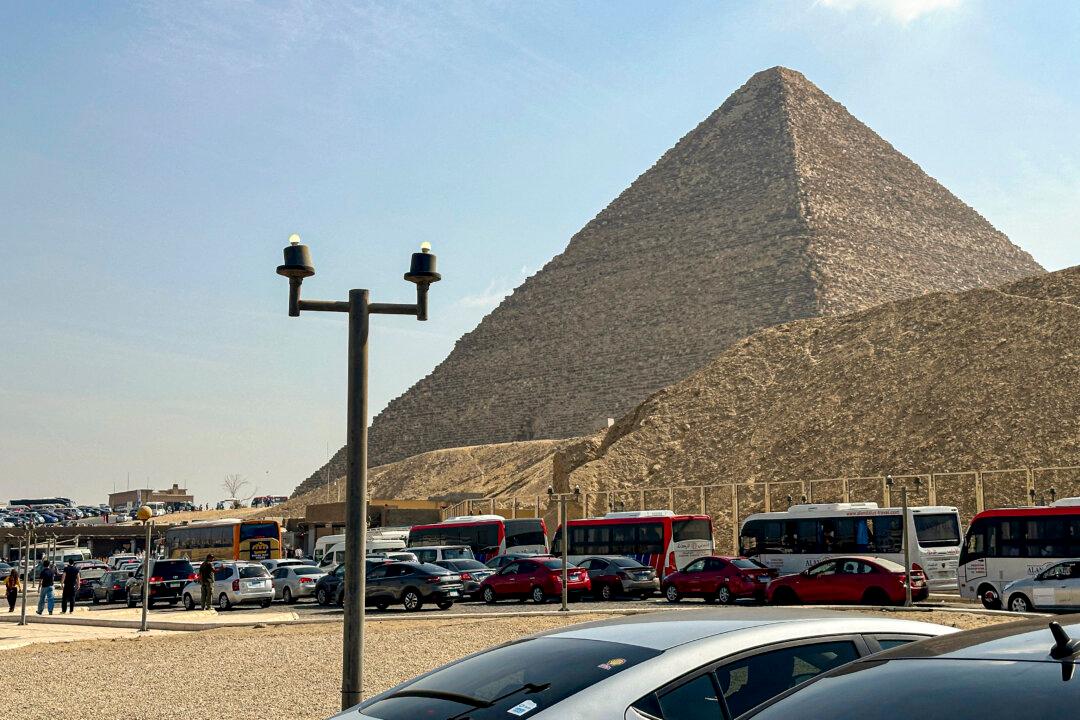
[1008,593,1032,613]
[979,585,1001,610]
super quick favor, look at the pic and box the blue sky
[1,0,1077,504]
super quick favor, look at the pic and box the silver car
[332,609,954,719]
[271,564,326,603]
[181,561,274,611]
[1001,558,1080,612]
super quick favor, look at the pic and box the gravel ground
[0,609,1013,720]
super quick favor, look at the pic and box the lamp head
[135,506,153,523]
[404,242,442,285]
[277,233,315,279]
[547,486,554,497]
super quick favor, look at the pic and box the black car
[91,570,133,604]
[434,558,494,598]
[366,562,464,611]
[742,618,1080,720]
[126,559,195,608]
[316,560,389,606]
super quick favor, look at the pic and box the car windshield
[540,559,576,570]
[151,561,193,580]
[238,565,270,579]
[749,658,1080,719]
[293,567,322,576]
[359,638,660,720]
[609,557,646,568]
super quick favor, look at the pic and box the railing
[439,464,1080,555]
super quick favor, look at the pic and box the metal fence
[439,465,1080,555]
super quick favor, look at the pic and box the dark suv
[366,561,463,611]
[743,618,1080,720]
[126,559,195,608]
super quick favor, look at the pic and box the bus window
[869,517,903,554]
[914,514,961,548]
[672,519,711,543]
[639,523,664,555]
[504,520,545,549]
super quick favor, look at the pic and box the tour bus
[739,502,963,591]
[551,510,715,578]
[408,515,548,563]
[164,519,283,561]
[958,499,1080,609]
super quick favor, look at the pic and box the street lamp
[548,486,581,612]
[277,234,440,711]
[136,505,154,632]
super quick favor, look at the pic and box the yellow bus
[165,519,282,561]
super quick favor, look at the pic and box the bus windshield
[915,514,961,548]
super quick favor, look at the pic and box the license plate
[248,580,265,588]
[448,591,459,597]
[170,582,182,588]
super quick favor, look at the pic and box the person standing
[36,560,56,615]
[5,568,21,612]
[60,558,80,614]
[198,553,215,610]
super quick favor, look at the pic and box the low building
[108,483,194,509]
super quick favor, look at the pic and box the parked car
[260,558,311,573]
[1000,558,1080,613]
[91,570,135,604]
[662,555,776,604]
[484,552,551,570]
[109,554,138,569]
[742,619,1080,720]
[434,558,494,598]
[316,563,346,606]
[365,561,464,611]
[126,559,196,608]
[181,561,274,611]
[75,561,110,600]
[369,551,418,563]
[271,564,326,603]
[480,557,590,604]
[577,556,659,600]
[407,545,474,564]
[767,556,928,606]
[336,609,954,720]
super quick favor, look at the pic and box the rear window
[673,519,712,543]
[732,558,762,570]
[609,557,646,568]
[293,567,322,576]
[749,658,1080,719]
[358,638,660,720]
[540,559,575,570]
[239,522,279,541]
[505,519,547,549]
[441,547,473,560]
[151,560,193,580]
[914,514,961,548]
[239,565,270,579]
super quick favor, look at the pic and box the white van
[319,538,407,571]
[313,534,344,565]
[408,545,475,564]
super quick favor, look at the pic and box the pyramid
[350,67,1043,472]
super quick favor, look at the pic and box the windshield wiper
[385,689,492,708]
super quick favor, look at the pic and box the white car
[181,561,274,611]
[260,558,312,573]
[270,565,327,603]
[332,609,955,720]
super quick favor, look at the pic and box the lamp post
[276,234,440,711]
[18,524,33,625]
[886,475,919,607]
[136,505,154,631]
[548,486,581,612]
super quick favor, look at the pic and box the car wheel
[282,588,293,604]
[183,593,195,611]
[1009,593,1033,613]
[316,588,329,606]
[531,586,546,604]
[717,585,733,605]
[665,585,681,603]
[260,599,272,608]
[772,587,799,605]
[599,583,614,601]
[218,593,232,611]
[861,587,891,606]
[979,584,1002,610]
[436,600,454,610]
[402,589,423,612]
[482,586,497,605]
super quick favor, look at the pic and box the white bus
[958,500,1080,609]
[739,502,962,592]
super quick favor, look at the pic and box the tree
[222,473,255,508]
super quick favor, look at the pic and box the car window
[213,567,231,582]
[368,566,388,579]
[294,566,322,576]
[501,562,520,574]
[685,559,706,573]
[716,640,859,718]
[577,559,593,570]
[874,638,916,651]
[705,558,726,572]
[657,673,723,720]
[384,565,406,578]
[805,561,837,578]
[838,560,862,574]
[272,568,287,579]
[239,565,270,579]
[334,565,346,578]
[518,561,538,573]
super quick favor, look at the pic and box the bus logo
[250,541,270,560]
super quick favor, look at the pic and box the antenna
[1049,622,1080,660]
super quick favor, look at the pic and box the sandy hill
[550,266,1079,497]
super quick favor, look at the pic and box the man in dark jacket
[36,560,56,615]
[60,558,80,614]
[198,554,215,610]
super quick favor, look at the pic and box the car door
[798,560,838,603]
[704,558,728,594]
[381,564,408,600]
[1063,562,1080,608]
[365,565,388,603]
[682,558,707,595]
[517,561,542,595]
[271,568,288,599]
[834,559,865,603]
[214,565,233,597]
[491,562,519,595]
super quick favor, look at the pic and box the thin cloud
[457,279,515,310]
[816,0,963,24]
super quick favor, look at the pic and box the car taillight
[616,571,629,580]
[188,573,197,581]
[299,577,313,584]
[113,585,121,590]
[149,576,163,583]
[460,572,473,581]
[232,579,240,591]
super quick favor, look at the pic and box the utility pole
[547,486,581,612]
[901,486,913,607]
[19,525,32,625]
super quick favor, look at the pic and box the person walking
[198,553,215,610]
[60,558,80,614]
[36,560,56,615]
[5,568,21,612]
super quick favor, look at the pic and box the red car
[662,556,777,604]
[480,557,590,604]
[766,556,929,606]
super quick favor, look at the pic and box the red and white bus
[551,510,714,577]
[959,499,1080,608]
[408,515,548,563]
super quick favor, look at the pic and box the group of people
[4,558,85,615]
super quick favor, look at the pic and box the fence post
[583,492,589,518]
[763,482,771,513]
[975,472,984,513]
[536,494,541,519]
[1027,468,1035,506]
[928,475,937,506]
[668,487,675,512]
[842,478,850,503]
[639,489,645,511]
[883,477,891,507]
[700,486,707,515]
